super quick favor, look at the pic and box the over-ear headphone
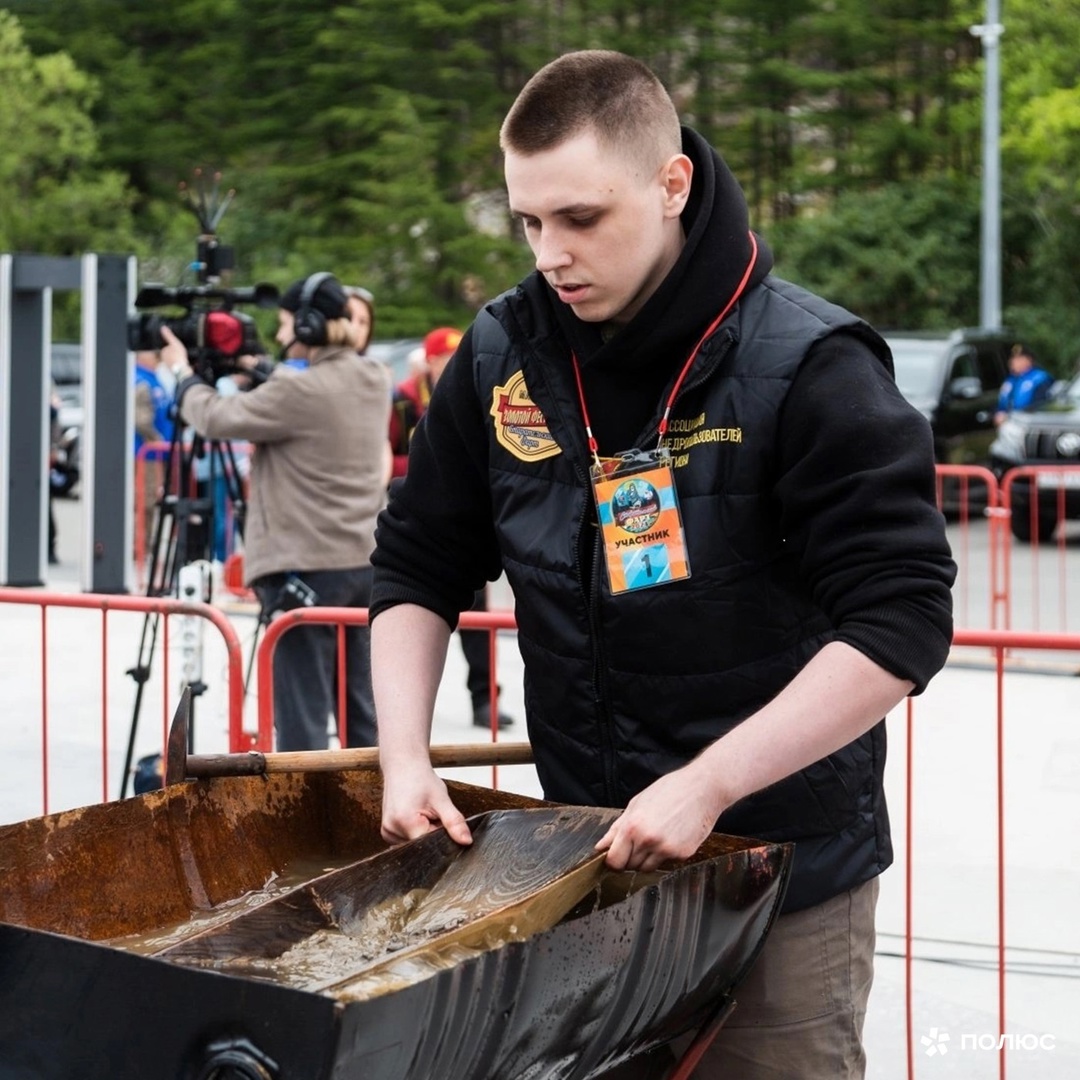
[293,271,336,346]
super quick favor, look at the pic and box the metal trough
[0,772,791,1079]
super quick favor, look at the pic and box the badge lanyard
[573,233,758,594]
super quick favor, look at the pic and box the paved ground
[2,496,1077,1077]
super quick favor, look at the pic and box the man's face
[504,129,691,326]
[276,309,305,355]
[428,351,452,385]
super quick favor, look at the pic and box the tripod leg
[120,609,163,799]
[122,426,248,795]
[121,428,205,796]
[243,613,265,702]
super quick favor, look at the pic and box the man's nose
[533,231,571,274]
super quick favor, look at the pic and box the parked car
[884,329,1013,470]
[990,368,1080,542]
[367,338,423,385]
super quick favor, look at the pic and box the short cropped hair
[500,51,681,171]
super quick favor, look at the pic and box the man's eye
[569,217,597,228]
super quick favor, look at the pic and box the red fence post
[0,588,245,816]
[254,607,520,787]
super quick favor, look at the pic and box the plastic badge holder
[591,447,691,594]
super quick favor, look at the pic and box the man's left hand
[594,758,727,872]
[160,326,194,381]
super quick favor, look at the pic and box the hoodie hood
[552,127,773,371]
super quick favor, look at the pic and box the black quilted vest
[473,274,893,911]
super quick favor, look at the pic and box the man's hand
[595,757,725,872]
[380,759,473,848]
[595,642,916,872]
[159,326,194,380]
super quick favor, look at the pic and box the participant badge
[590,448,690,594]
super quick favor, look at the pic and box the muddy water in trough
[108,808,643,1003]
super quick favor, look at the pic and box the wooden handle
[181,741,534,779]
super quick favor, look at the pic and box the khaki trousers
[669,875,880,1079]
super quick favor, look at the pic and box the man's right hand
[372,603,464,846]
[380,760,473,847]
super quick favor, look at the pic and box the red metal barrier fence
[251,607,517,748]
[998,465,1080,634]
[934,463,1080,638]
[0,588,244,819]
[934,465,1004,632]
[896,627,1080,1080]
[252,606,519,789]
[7,497,1080,1072]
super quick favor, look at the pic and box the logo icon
[921,1028,951,1057]
[611,478,661,534]
[490,370,561,462]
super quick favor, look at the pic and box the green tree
[7,0,1077,356]
[0,10,136,254]
[996,0,1080,366]
[771,178,981,328]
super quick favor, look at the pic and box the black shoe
[473,704,514,730]
[48,551,60,566]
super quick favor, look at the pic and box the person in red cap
[388,327,460,477]
[387,326,514,731]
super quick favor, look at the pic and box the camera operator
[161,272,392,751]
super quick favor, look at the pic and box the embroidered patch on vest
[490,370,562,462]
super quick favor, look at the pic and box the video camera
[127,281,279,384]
[126,172,280,385]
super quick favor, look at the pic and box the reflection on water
[104,855,360,956]
[105,810,666,1004]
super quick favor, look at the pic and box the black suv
[883,329,1013,470]
[989,369,1080,542]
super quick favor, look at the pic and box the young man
[370,51,955,1077]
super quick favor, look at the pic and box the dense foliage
[3,1,1078,367]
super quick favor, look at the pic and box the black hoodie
[371,127,955,911]
[371,125,952,670]
[372,127,782,617]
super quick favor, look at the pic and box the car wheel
[1009,499,1058,544]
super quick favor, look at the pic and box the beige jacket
[180,346,391,583]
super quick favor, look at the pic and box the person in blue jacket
[134,350,174,553]
[995,343,1054,424]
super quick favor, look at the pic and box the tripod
[120,417,249,797]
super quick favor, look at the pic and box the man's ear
[660,154,693,218]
